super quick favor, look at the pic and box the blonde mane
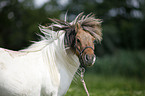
[20,27,65,52]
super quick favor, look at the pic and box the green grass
[65,74,145,96]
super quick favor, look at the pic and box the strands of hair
[21,12,102,53]
[47,12,102,43]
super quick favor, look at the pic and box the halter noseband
[75,45,94,57]
[74,44,94,67]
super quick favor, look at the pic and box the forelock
[75,13,103,42]
[47,12,103,42]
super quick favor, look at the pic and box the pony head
[48,12,102,67]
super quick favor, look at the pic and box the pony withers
[0,12,102,96]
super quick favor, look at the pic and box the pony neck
[41,32,80,88]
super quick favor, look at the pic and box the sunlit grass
[65,74,145,96]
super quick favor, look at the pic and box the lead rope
[80,67,90,96]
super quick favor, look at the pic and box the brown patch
[75,24,95,56]
[73,12,102,42]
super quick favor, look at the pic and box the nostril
[85,54,96,62]
[85,55,89,61]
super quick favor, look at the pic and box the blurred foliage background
[0,0,145,80]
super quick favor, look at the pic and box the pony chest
[57,67,74,95]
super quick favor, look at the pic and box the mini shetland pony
[0,13,102,96]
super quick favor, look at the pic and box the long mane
[48,12,102,42]
[21,12,102,52]
[20,27,65,52]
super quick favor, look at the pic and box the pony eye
[77,39,80,43]
[93,40,96,44]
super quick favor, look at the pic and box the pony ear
[75,23,81,33]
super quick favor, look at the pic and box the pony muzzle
[75,46,96,67]
[82,54,96,67]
